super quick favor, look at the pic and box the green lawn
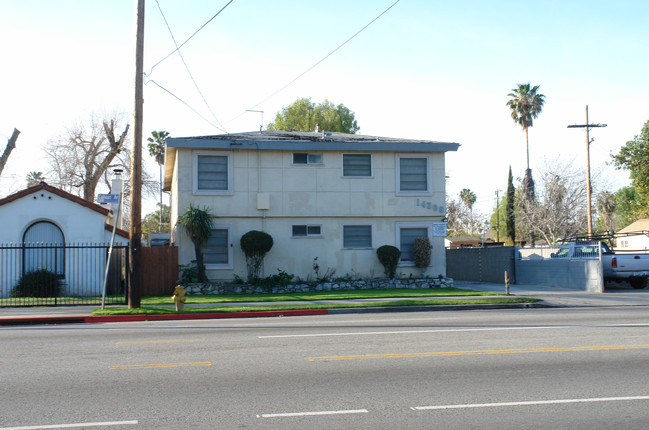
[91,297,539,316]
[140,287,501,305]
[90,287,538,316]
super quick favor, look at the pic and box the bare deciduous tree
[45,112,158,208]
[0,128,20,177]
[516,160,589,245]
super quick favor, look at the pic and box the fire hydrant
[172,286,187,311]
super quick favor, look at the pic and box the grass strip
[140,287,499,305]
[92,297,540,316]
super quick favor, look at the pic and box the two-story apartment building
[164,130,460,281]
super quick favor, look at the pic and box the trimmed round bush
[240,230,274,282]
[12,269,63,298]
[377,245,401,279]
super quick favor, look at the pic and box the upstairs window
[343,154,372,177]
[293,153,322,165]
[194,153,232,195]
[397,155,431,195]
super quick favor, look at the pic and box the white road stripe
[257,409,369,418]
[258,323,649,338]
[412,396,649,411]
[0,420,138,430]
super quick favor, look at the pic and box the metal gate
[0,243,128,306]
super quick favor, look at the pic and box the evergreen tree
[506,166,516,245]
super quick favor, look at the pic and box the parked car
[551,240,649,289]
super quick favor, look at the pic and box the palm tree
[147,130,169,230]
[178,204,214,283]
[26,171,45,187]
[460,188,477,211]
[506,83,546,171]
[597,191,617,235]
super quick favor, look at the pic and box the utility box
[257,193,270,210]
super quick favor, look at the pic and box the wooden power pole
[129,0,145,308]
[567,106,607,239]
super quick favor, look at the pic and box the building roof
[164,130,461,190]
[618,218,649,234]
[0,182,110,216]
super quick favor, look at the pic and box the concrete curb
[0,303,549,326]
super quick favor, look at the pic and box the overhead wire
[147,0,235,76]
[234,0,402,121]
[148,0,230,133]
[146,80,226,132]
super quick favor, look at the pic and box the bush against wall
[413,237,431,269]
[240,230,274,282]
[377,245,401,279]
[12,269,63,298]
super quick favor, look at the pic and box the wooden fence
[141,246,178,296]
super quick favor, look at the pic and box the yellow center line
[308,344,649,362]
[116,338,206,345]
[110,361,212,370]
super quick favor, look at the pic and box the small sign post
[97,194,120,204]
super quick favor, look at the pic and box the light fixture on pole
[567,106,607,238]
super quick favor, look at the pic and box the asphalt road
[1,306,649,429]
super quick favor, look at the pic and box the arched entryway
[22,221,65,276]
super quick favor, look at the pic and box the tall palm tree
[506,83,546,171]
[460,188,477,211]
[147,130,169,230]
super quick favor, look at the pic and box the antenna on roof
[245,110,264,133]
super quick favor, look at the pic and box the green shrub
[377,245,401,279]
[12,269,63,298]
[240,230,274,282]
[178,261,199,285]
[413,237,431,269]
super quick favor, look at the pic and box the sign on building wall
[432,222,447,237]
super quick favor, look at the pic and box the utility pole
[495,190,500,243]
[129,0,145,308]
[567,105,607,239]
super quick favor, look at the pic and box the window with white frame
[203,226,233,268]
[343,225,372,248]
[397,155,431,195]
[194,152,232,194]
[343,154,372,177]
[397,224,430,264]
[293,153,322,165]
[292,225,321,237]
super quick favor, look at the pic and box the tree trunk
[0,128,20,177]
[195,242,207,282]
[525,127,530,171]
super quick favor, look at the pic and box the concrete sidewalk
[1,281,648,325]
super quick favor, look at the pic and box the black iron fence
[0,243,128,307]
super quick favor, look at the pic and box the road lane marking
[412,396,649,411]
[260,323,649,339]
[116,338,205,344]
[257,409,369,418]
[0,420,138,429]
[109,361,212,370]
[308,344,649,361]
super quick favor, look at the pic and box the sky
[1,0,648,218]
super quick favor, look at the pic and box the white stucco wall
[172,148,449,281]
[0,188,127,297]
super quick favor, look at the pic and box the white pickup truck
[551,241,649,289]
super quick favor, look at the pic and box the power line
[146,79,226,132]
[152,0,227,132]
[147,0,235,75]
[233,0,402,122]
